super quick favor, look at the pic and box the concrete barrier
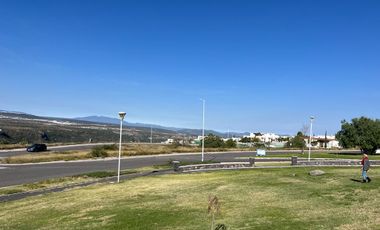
[177,162,252,172]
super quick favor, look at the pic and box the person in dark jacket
[361,154,371,183]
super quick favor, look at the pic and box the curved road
[0,143,114,157]
[0,149,360,187]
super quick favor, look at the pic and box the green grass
[1,167,379,229]
[0,169,140,196]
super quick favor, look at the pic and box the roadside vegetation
[1,167,379,229]
[1,142,372,164]
[0,144,253,164]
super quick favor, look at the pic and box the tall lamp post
[150,125,153,144]
[308,116,315,162]
[117,112,126,183]
[201,99,205,162]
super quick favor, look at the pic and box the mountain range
[0,110,248,138]
[74,116,248,137]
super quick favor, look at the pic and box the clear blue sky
[1,0,379,135]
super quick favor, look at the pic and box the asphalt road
[0,143,114,157]
[0,150,360,187]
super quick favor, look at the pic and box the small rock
[309,170,325,176]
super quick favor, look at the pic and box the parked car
[26,144,47,152]
[376,149,380,155]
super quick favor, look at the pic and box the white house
[222,137,241,142]
[244,132,280,142]
[304,135,341,149]
[163,138,174,144]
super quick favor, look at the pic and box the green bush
[101,144,118,151]
[224,139,237,148]
[90,147,109,158]
[203,134,224,148]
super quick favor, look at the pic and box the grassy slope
[0,116,176,145]
[1,167,379,229]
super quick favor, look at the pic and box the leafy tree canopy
[286,132,306,149]
[336,117,380,154]
[203,134,225,148]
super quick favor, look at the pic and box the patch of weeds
[80,171,117,178]
[0,188,24,195]
[90,146,109,158]
[77,170,138,178]
[152,164,172,170]
[23,183,46,190]
[90,144,118,158]
[102,144,118,151]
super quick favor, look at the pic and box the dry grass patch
[0,167,379,229]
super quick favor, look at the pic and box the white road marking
[0,167,7,169]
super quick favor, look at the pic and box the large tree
[336,117,380,154]
[287,132,306,150]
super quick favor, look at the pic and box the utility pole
[308,116,315,162]
[150,125,153,144]
[201,99,205,162]
[117,112,126,183]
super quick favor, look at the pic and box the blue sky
[1,0,379,135]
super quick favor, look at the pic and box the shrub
[90,147,109,158]
[102,144,118,151]
[224,139,237,148]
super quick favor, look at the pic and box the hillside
[0,111,248,145]
[0,112,179,145]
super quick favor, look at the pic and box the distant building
[163,138,174,144]
[222,137,241,142]
[304,135,341,149]
[244,132,280,142]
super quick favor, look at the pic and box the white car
[376,149,380,154]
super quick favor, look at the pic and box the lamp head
[118,112,126,120]
[310,116,315,121]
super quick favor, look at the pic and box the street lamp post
[308,116,315,162]
[201,99,205,162]
[150,125,153,144]
[117,112,126,183]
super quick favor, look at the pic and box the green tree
[336,117,380,154]
[240,137,251,143]
[224,139,237,148]
[203,134,224,148]
[251,137,261,143]
[287,132,306,149]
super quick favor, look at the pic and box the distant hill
[74,116,248,137]
[0,111,178,144]
[0,110,248,145]
[74,116,179,130]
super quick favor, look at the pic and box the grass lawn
[0,166,168,196]
[0,167,379,229]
